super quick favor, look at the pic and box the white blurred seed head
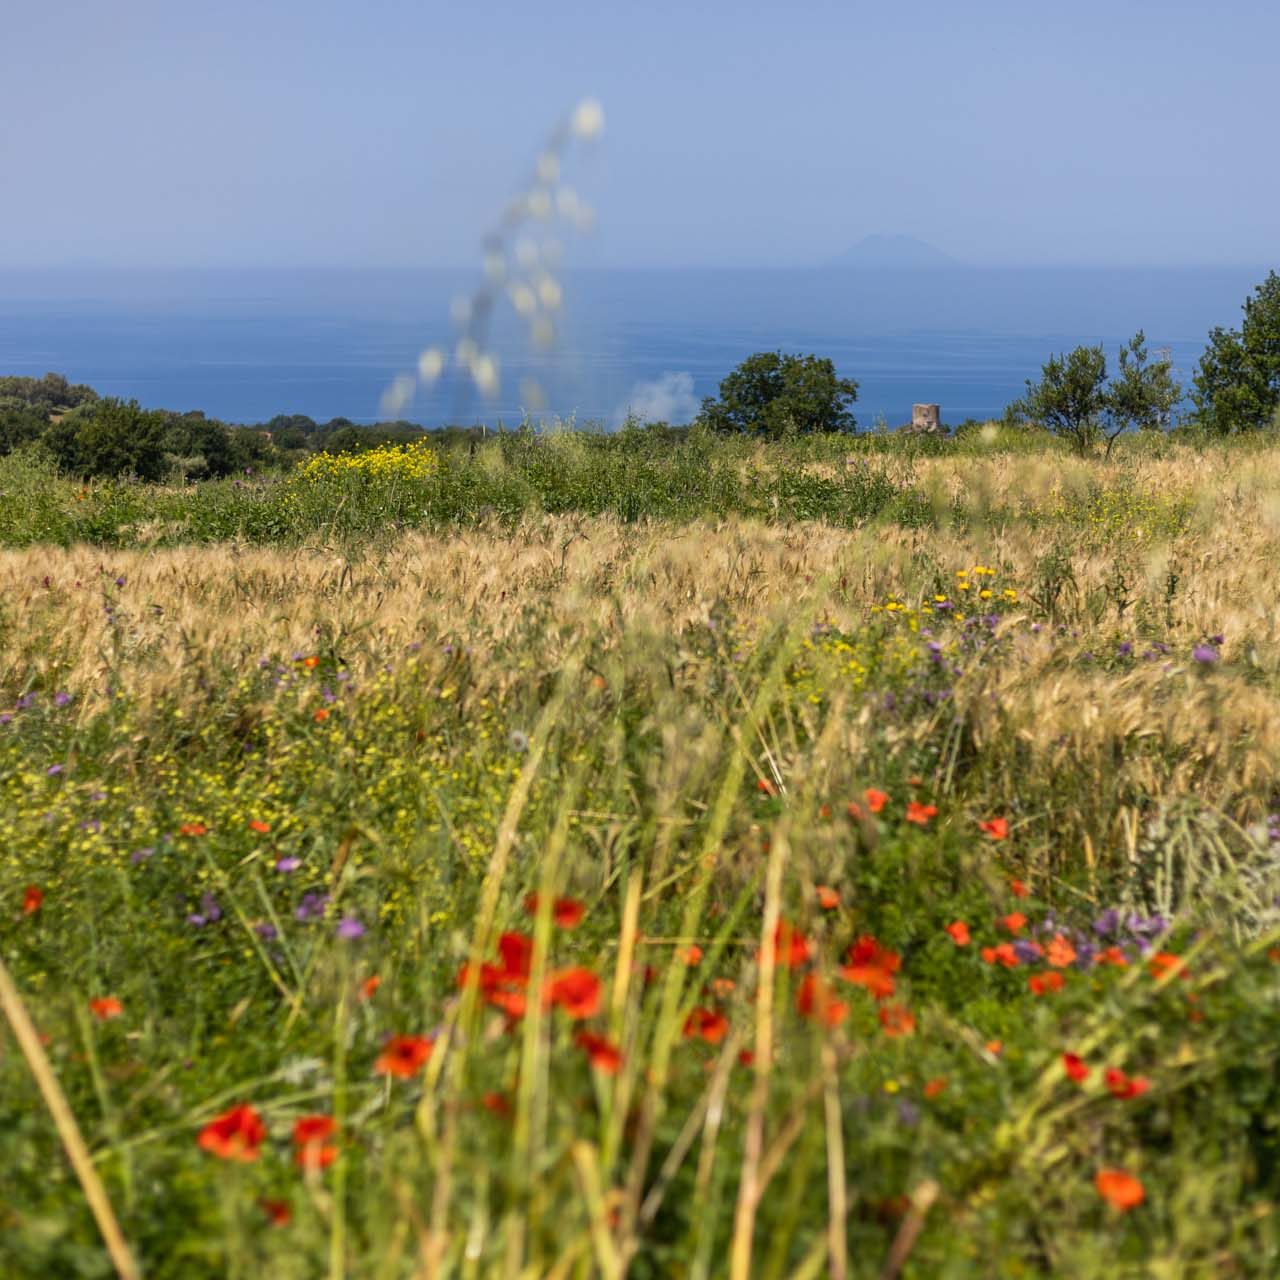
[380,375,416,418]
[537,275,563,311]
[417,347,446,383]
[514,236,540,270]
[509,283,537,317]
[471,353,500,397]
[571,98,605,140]
[555,187,579,219]
[455,337,479,368]
[482,250,506,283]
[519,377,547,410]
[527,188,553,220]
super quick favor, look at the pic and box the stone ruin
[910,403,942,433]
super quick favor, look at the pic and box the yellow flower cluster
[295,441,441,485]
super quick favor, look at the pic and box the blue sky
[4,0,1277,268]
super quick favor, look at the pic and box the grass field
[2,435,1279,1277]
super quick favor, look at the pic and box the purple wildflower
[54,691,73,707]
[295,892,329,922]
[275,856,302,873]
[1192,644,1218,664]
[336,916,366,940]
[254,921,279,941]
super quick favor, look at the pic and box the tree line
[2,272,1277,479]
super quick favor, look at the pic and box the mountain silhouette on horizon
[831,234,960,268]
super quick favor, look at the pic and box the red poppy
[818,804,832,820]
[923,1077,947,1099]
[1046,935,1077,968]
[374,1034,434,1078]
[864,788,889,813]
[945,921,971,946]
[481,1091,511,1115]
[179,822,208,837]
[981,943,1019,968]
[795,972,848,1027]
[1148,952,1187,981]
[878,1004,916,1037]
[544,968,602,1019]
[302,656,320,669]
[816,885,841,910]
[89,996,123,1020]
[846,801,865,820]
[1104,1068,1150,1100]
[1097,945,1129,968]
[1008,878,1029,899]
[756,778,777,796]
[359,975,381,1000]
[840,936,900,1000]
[1062,1052,1089,1083]
[905,801,938,826]
[1095,1168,1144,1211]
[260,1198,292,1227]
[249,819,271,834]
[683,1007,730,1045]
[978,817,1009,840]
[22,885,44,915]
[198,1104,266,1162]
[292,1114,338,1170]
[458,931,534,1017]
[999,912,1027,935]
[681,944,704,967]
[313,709,330,723]
[575,1031,624,1074]
[524,894,586,929]
[758,920,811,969]
[1028,971,1064,996]
[709,977,736,998]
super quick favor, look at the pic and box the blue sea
[0,267,1266,428]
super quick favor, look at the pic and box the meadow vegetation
[2,435,1279,1277]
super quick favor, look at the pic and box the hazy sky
[4,0,1277,269]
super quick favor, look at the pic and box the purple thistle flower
[275,856,302,873]
[1092,909,1120,938]
[54,691,73,707]
[47,764,64,776]
[295,892,329,922]
[336,916,366,940]
[254,921,279,941]
[1192,644,1219,664]
[1012,939,1042,965]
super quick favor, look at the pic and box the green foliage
[1193,271,1280,433]
[0,400,48,456]
[44,398,169,481]
[1018,343,1109,455]
[0,371,98,412]
[699,351,859,436]
[1103,331,1182,456]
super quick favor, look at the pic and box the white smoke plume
[613,371,699,427]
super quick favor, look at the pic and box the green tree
[1193,271,1280,433]
[699,352,858,436]
[1018,344,1108,455]
[45,398,168,481]
[0,399,47,456]
[1102,331,1182,456]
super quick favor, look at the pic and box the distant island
[830,233,960,269]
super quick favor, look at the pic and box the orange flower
[198,1104,266,1162]
[818,804,832,820]
[1008,878,1029,899]
[985,1039,1003,1056]
[575,1030,624,1074]
[923,1077,947,1099]
[1148,952,1187,981]
[374,1034,434,1078]
[313,708,330,723]
[864,788,888,813]
[945,921,971,947]
[1062,1052,1089,1083]
[999,912,1027,935]
[302,656,320,668]
[816,885,841,911]
[978,817,1009,840]
[840,936,901,1000]
[1046,935,1077,968]
[683,1007,730,1045]
[89,997,122,1021]
[249,819,271,834]
[1097,945,1129,968]
[1267,947,1280,964]
[481,1091,511,1115]
[756,778,777,796]
[544,968,602,1019]
[981,942,1019,968]
[292,1114,338,1170]
[1104,1068,1150,1100]
[1095,1168,1144,1211]
[759,920,811,969]
[905,800,938,826]
[260,1198,292,1227]
[1028,971,1064,996]
[179,822,208,837]
[680,945,704,967]
[878,1004,915,1037]
[795,973,848,1027]
[709,977,736,998]
[359,975,381,1000]
[846,801,865,820]
[523,893,586,929]
[22,885,44,915]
